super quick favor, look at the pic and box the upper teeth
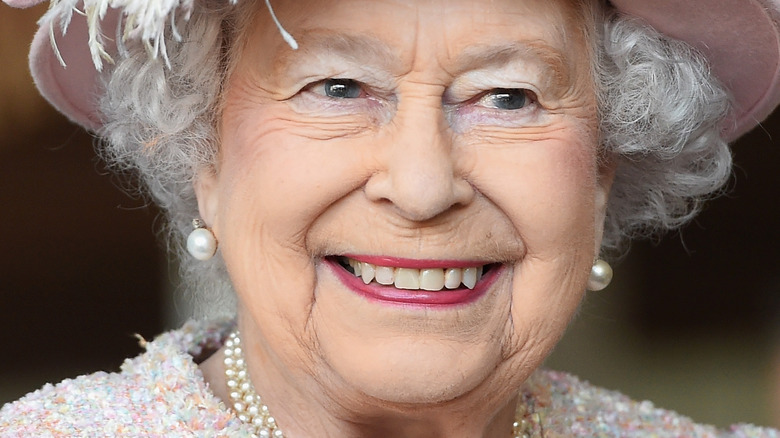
[346,258,484,290]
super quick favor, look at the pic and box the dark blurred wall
[1,4,165,404]
[629,124,780,337]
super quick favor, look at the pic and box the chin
[322,333,505,405]
[307,258,517,406]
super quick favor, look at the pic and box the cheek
[467,137,599,253]
[464,133,597,357]
[214,104,381,321]
[219,104,374,227]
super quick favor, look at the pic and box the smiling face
[197,0,609,429]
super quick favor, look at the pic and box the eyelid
[448,68,545,104]
[444,87,545,133]
[301,77,399,104]
[288,77,396,124]
[287,62,397,93]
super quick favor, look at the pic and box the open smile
[338,256,493,290]
[326,255,502,306]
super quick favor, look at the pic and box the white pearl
[225,331,287,437]
[587,259,613,291]
[186,227,217,260]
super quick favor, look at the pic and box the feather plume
[40,0,196,70]
[40,0,297,71]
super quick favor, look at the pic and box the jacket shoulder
[0,321,245,437]
[527,370,779,438]
[0,371,167,436]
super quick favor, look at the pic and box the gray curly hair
[97,0,731,318]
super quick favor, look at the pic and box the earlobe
[194,166,220,228]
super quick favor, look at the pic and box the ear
[593,155,617,255]
[194,166,220,229]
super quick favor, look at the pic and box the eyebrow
[273,32,572,90]
[274,31,401,75]
[452,41,571,88]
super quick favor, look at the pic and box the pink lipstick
[325,256,502,307]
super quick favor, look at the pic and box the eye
[477,88,533,110]
[312,78,364,99]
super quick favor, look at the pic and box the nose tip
[364,112,474,222]
[366,167,474,222]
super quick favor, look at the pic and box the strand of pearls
[224,331,284,438]
[224,330,541,438]
[513,399,543,438]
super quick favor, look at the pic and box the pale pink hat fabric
[5,0,780,140]
[612,0,780,141]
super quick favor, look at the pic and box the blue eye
[321,79,363,98]
[481,88,529,110]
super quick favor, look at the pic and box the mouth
[325,255,502,306]
[336,256,494,290]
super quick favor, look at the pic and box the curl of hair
[98,0,249,318]
[595,12,732,254]
[97,2,732,318]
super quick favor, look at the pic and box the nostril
[451,178,475,206]
[365,173,474,222]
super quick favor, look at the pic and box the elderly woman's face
[199,0,608,410]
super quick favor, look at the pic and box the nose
[365,102,474,222]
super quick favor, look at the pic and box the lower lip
[325,259,502,307]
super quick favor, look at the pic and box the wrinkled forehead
[230,0,598,80]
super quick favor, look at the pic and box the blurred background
[2,2,779,429]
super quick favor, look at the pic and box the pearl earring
[587,259,613,291]
[186,219,218,261]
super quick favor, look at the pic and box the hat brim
[29,5,118,131]
[26,0,780,141]
[612,0,780,141]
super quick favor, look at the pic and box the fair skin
[197,0,613,436]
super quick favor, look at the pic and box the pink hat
[4,0,780,140]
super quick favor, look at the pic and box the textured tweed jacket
[1,320,777,437]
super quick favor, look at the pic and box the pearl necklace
[223,332,283,438]
[224,330,542,438]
